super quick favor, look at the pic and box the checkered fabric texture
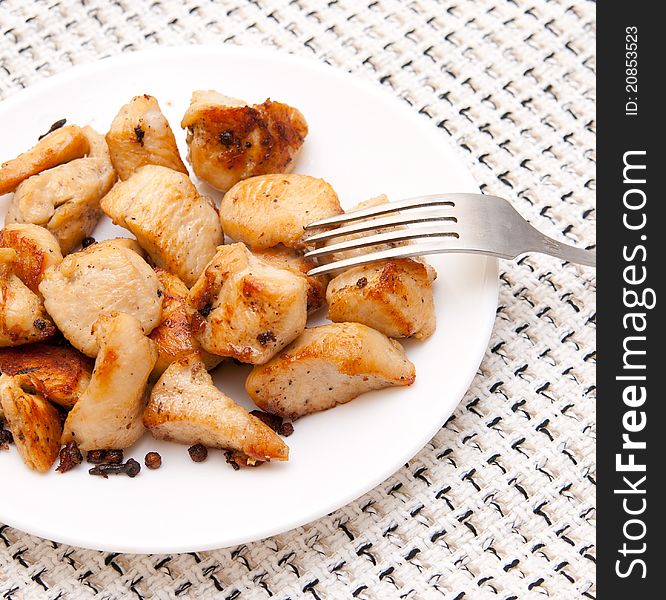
[0,0,596,598]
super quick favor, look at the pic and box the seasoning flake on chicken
[220,174,342,250]
[246,322,415,419]
[188,243,308,364]
[100,164,223,286]
[39,240,162,357]
[0,125,90,196]
[0,373,63,472]
[0,248,56,347]
[61,313,157,451]
[106,94,188,180]
[0,223,63,294]
[326,258,437,339]
[181,90,308,192]
[149,269,222,377]
[144,353,288,463]
[0,343,93,408]
[5,126,117,253]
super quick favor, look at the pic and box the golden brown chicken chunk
[0,223,63,294]
[246,322,415,419]
[0,344,93,408]
[149,269,222,377]
[144,353,288,463]
[6,127,116,253]
[181,90,308,192]
[326,259,437,340]
[100,165,223,286]
[0,125,89,195]
[220,174,342,250]
[0,373,63,472]
[188,243,308,364]
[253,245,328,312]
[106,94,187,180]
[39,240,162,357]
[0,249,55,347]
[62,313,157,451]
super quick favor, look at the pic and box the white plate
[0,46,498,553]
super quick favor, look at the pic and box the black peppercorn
[145,452,162,469]
[219,130,234,146]
[188,444,208,462]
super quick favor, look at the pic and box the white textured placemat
[0,0,596,598]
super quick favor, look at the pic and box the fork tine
[307,241,468,277]
[304,194,459,229]
[302,211,457,244]
[304,224,459,261]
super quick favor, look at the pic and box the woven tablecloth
[0,1,596,597]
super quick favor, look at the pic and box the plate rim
[0,44,499,553]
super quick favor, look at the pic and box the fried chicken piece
[100,165,223,286]
[0,223,63,294]
[188,243,308,364]
[326,259,437,339]
[0,248,56,347]
[144,353,288,463]
[253,245,328,312]
[323,194,436,338]
[61,313,157,451]
[246,322,415,419]
[0,125,89,195]
[0,373,63,472]
[149,269,222,377]
[5,127,116,253]
[106,94,187,180]
[220,174,342,250]
[39,240,162,357]
[0,343,93,408]
[181,90,308,192]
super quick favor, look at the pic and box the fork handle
[531,233,596,267]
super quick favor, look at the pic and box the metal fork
[302,193,596,276]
